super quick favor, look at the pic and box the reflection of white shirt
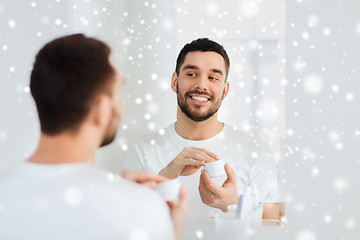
[0,162,175,240]
[124,123,279,239]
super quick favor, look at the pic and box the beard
[177,84,224,122]
[100,131,116,147]
[100,106,120,147]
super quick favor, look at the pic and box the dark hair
[175,38,230,79]
[30,34,115,135]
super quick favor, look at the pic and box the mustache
[185,90,213,100]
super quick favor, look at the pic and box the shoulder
[222,124,264,147]
[130,124,175,147]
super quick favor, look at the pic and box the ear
[171,72,178,93]
[90,94,112,128]
[222,81,230,100]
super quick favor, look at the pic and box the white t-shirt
[0,162,175,240]
[124,123,279,239]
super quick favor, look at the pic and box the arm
[159,147,218,179]
[167,185,188,240]
[122,169,188,239]
[198,163,238,212]
[121,169,167,189]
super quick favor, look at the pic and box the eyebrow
[182,65,199,71]
[182,65,224,75]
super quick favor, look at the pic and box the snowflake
[296,229,316,240]
[303,74,323,94]
[8,19,16,29]
[333,178,349,194]
[64,186,82,206]
[195,229,204,239]
[239,0,259,18]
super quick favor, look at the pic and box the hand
[262,203,281,223]
[159,147,218,179]
[121,169,167,189]
[198,163,238,212]
[167,185,188,240]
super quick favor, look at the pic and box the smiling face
[172,51,229,122]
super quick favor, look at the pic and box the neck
[28,131,98,165]
[175,108,224,141]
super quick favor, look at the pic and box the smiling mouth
[190,96,209,102]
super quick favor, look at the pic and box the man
[0,34,187,240]
[125,38,281,239]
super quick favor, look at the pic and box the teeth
[191,96,208,102]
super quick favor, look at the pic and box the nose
[195,74,207,91]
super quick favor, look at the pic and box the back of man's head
[175,38,230,79]
[30,34,115,135]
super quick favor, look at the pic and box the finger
[122,169,169,184]
[141,181,157,189]
[180,157,206,167]
[121,168,133,179]
[180,165,202,176]
[183,147,218,163]
[223,163,236,186]
[201,169,221,194]
[187,146,218,160]
[178,185,189,210]
[136,172,168,183]
[167,201,176,209]
[199,148,219,161]
[199,175,216,203]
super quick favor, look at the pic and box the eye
[187,73,196,77]
[209,76,218,81]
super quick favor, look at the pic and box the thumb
[223,163,236,187]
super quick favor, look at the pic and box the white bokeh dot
[56,18,63,25]
[64,187,82,206]
[345,218,356,229]
[135,98,143,104]
[355,23,360,35]
[129,228,149,240]
[144,113,151,120]
[346,93,354,101]
[324,214,332,223]
[206,3,219,16]
[239,0,259,18]
[311,167,320,177]
[287,128,294,137]
[302,31,310,40]
[331,84,339,93]
[328,130,340,143]
[121,144,128,151]
[123,38,130,45]
[195,229,204,239]
[107,173,115,181]
[323,28,331,36]
[303,74,323,94]
[151,74,158,80]
[8,19,16,29]
[293,60,306,72]
[296,229,316,240]
[23,86,30,93]
[158,128,165,135]
[334,177,349,194]
[307,15,319,28]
